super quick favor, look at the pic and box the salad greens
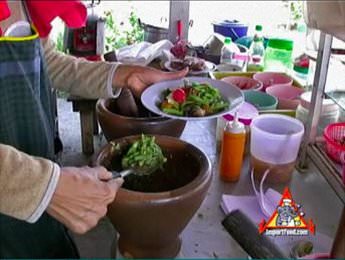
[121,134,167,175]
[160,81,229,117]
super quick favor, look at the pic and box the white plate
[164,60,216,75]
[141,77,244,121]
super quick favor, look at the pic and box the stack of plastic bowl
[266,84,304,109]
[296,91,339,135]
[221,76,263,91]
[244,90,278,111]
[253,72,293,91]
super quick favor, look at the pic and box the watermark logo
[258,187,315,236]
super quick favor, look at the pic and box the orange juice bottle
[219,113,246,182]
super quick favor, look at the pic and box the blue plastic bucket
[212,20,248,41]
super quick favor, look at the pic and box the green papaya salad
[122,134,167,175]
[160,81,229,117]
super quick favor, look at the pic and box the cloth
[304,1,345,42]
[0,25,78,258]
[0,0,87,37]
[0,1,10,35]
[220,188,281,224]
[117,40,173,66]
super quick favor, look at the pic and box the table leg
[93,111,99,135]
[80,110,94,155]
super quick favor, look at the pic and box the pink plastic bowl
[221,76,263,91]
[253,72,293,90]
[266,85,304,109]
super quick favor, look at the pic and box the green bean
[188,94,208,105]
[162,108,184,116]
[211,102,229,111]
[121,134,167,174]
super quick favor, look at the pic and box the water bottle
[220,37,238,65]
[248,25,265,72]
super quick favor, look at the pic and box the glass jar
[264,38,293,73]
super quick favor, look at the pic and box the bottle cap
[267,38,293,51]
[224,37,232,44]
[225,112,245,134]
[223,102,259,126]
[293,64,309,74]
[255,25,263,31]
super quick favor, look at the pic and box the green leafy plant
[104,7,144,52]
[289,0,304,30]
[55,31,65,53]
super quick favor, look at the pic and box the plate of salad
[141,77,244,120]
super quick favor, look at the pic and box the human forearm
[0,144,59,222]
[42,38,120,99]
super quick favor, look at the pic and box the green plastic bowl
[244,90,278,111]
[235,36,269,49]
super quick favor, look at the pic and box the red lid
[223,102,259,125]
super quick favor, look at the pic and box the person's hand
[46,166,123,234]
[113,65,189,97]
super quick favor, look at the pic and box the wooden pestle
[115,88,140,117]
[222,210,287,259]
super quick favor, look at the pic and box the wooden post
[168,0,190,42]
[80,108,94,155]
[68,96,98,155]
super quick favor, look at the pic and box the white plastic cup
[251,114,305,165]
[250,114,305,183]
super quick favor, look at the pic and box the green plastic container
[244,90,278,111]
[264,38,293,73]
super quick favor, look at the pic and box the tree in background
[104,6,144,52]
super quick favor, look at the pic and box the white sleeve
[26,163,60,223]
[107,63,122,98]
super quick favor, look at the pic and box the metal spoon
[111,169,135,179]
[111,164,161,179]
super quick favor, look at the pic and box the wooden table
[67,96,99,154]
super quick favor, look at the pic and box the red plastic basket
[323,122,345,163]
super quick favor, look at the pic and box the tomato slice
[172,88,186,103]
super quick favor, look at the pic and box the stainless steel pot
[138,19,168,43]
